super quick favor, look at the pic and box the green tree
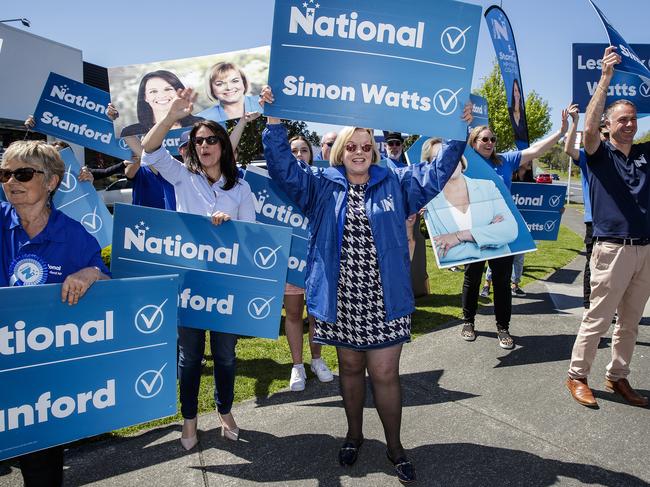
[474,61,552,152]
[226,117,320,165]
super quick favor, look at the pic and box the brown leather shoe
[604,378,649,407]
[566,377,598,407]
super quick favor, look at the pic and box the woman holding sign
[461,115,568,349]
[260,87,470,484]
[1,141,110,486]
[141,89,255,450]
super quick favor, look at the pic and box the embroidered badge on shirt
[9,253,49,286]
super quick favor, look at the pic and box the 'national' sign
[266,0,482,140]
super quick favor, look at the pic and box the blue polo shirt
[131,166,176,210]
[587,140,650,238]
[486,151,522,191]
[574,149,592,223]
[0,202,109,287]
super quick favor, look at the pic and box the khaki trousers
[568,241,650,380]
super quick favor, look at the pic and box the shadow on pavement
[491,334,611,369]
[196,433,649,487]
[253,369,478,410]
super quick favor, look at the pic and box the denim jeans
[178,327,238,418]
[511,253,525,285]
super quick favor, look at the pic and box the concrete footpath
[2,209,649,486]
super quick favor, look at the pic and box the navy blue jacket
[263,124,465,322]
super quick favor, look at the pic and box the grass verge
[115,225,583,436]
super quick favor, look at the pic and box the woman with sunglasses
[462,113,568,349]
[140,88,255,450]
[260,87,470,484]
[1,141,110,486]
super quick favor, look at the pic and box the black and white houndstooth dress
[313,182,411,350]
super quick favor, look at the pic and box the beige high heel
[180,417,198,450]
[219,412,239,441]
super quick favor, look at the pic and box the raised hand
[567,103,580,123]
[461,100,473,124]
[165,88,197,123]
[601,46,621,80]
[106,103,119,121]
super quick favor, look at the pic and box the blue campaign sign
[511,182,566,240]
[588,0,650,84]
[53,148,113,249]
[572,43,650,114]
[266,0,482,141]
[423,147,536,269]
[0,276,178,461]
[111,204,292,339]
[244,165,308,288]
[405,94,487,164]
[470,94,489,129]
[32,73,132,160]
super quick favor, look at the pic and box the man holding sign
[566,46,650,408]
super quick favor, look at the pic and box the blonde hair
[2,140,65,194]
[206,62,249,103]
[328,127,381,167]
[420,137,443,163]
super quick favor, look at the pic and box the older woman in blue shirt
[1,140,109,486]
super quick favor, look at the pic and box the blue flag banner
[588,0,650,84]
[53,149,114,249]
[111,204,292,339]
[510,182,566,240]
[572,43,650,114]
[32,73,132,160]
[423,147,536,269]
[0,276,178,461]
[244,165,308,288]
[266,0,482,141]
[484,6,529,150]
[405,94,488,164]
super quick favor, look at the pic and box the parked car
[551,173,560,181]
[98,178,132,210]
[535,173,553,184]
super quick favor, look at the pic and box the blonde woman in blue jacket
[426,153,518,266]
[260,87,471,484]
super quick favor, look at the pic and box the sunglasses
[324,142,334,148]
[0,167,45,183]
[345,142,373,153]
[386,140,402,147]
[479,136,497,143]
[194,136,220,146]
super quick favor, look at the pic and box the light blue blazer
[426,175,518,264]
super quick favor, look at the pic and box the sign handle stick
[566,155,572,204]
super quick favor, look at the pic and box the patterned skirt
[313,182,411,350]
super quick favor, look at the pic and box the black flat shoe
[387,451,416,484]
[338,438,363,466]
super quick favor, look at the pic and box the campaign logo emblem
[440,26,471,55]
[81,207,103,234]
[58,166,78,193]
[248,297,274,320]
[135,363,167,399]
[433,88,462,116]
[9,254,49,286]
[134,299,168,334]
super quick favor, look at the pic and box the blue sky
[3,0,648,136]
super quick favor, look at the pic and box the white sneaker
[310,358,334,382]
[289,364,306,391]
